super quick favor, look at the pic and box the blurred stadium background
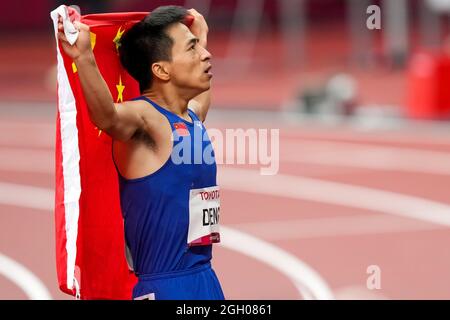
[1,0,450,299]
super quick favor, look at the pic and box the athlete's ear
[151,62,170,81]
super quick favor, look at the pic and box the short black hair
[119,5,188,93]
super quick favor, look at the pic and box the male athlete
[57,5,224,300]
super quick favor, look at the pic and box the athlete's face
[166,23,212,96]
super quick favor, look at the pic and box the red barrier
[407,52,450,120]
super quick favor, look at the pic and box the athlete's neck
[142,85,191,121]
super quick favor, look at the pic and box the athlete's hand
[187,9,208,48]
[57,6,92,61]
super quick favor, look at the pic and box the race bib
[188,186,221,246]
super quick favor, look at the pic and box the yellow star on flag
[113,26,125,52]
[97,75,125,137]
[116,75,125,103]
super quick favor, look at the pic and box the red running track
[1,109,450,299]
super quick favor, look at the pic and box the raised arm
[57,9,144,141]
[187,9,211,122]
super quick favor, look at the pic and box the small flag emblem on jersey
[174,122,189,136]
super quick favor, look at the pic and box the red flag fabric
[173,122,190,136]
[51,7,148,299]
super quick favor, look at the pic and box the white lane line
[0,182,53,211]
[0,252,52,300]
[231,214,447,241]
[5,148,450,225]
[0,182,333,300]
[219,168,450,227]
[281,140,450,176]
[220,227,334,299]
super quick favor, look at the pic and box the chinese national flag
[51,7,148,299]
[173,122,190,136]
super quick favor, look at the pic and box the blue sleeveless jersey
[114,96,219,277]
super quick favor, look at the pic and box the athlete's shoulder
[121,98,167,131]
[118,99,159,116]
[120,98,147,109]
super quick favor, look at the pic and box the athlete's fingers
[57,31,69,43]
[188,8,201,16]
[58,17,63,31]
[73,20,90,32]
